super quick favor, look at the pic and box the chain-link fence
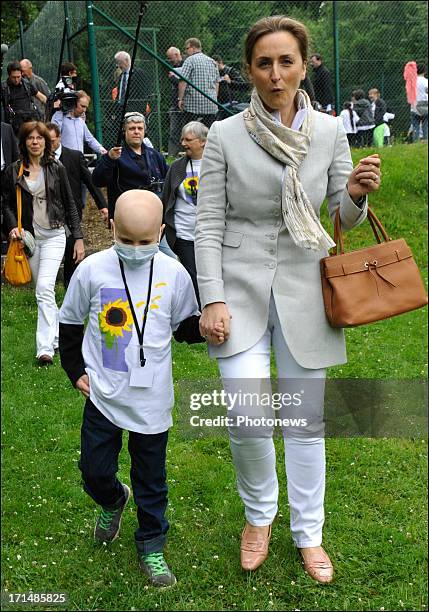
[3,1,428,152]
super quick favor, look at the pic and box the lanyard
[118,256,154,368]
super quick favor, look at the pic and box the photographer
[51,90,107,156]
[54,62,78,94]
[44,62,78,119]
[92,111,168,220]
[1,61,47,135]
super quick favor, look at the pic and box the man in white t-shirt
[59,190,223,587]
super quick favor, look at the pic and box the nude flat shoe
[299,546,334,583]
[240,522,272,571]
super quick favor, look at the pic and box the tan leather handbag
[320,207,428,327]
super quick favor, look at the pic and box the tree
[1,1,46,46]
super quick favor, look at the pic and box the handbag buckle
[364,260,378,269]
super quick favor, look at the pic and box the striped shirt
[180,52,220,115]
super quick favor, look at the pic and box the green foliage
[0,1,46,47]
[310,1,428,132]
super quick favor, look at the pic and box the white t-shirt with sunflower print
[59,247,199,434]
[174,158,201,241]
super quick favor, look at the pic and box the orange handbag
[3,164,32,286]
[320,206,428,327]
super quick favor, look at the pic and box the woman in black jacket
[161,121,208,306]
[2,121,84,365]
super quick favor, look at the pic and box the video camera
[45,75,78,120]
[53,75,79,113]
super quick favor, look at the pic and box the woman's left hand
[347,153,381,202]
[73,239,85,263]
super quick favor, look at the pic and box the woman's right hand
[200,302,232,346]
[9,227,24,241]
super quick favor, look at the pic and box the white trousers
[29,226,66,358]
[217,293,326,548]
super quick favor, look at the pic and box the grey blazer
[194,111,368,368]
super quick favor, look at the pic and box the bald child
[59,190,223,588]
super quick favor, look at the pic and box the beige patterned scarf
[243,89,336,251]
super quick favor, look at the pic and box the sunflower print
[183,175,199,197]
[98,298,133,348]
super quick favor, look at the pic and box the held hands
[9,228,25,241]
[73,239,85,263]
[347,153,381,202]
[108,146,122,160]
[200,302,232,346]
[76,374,90,398]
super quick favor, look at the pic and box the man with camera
[1,60,47,135]
[92,112,168,221]
[51,90,107,156]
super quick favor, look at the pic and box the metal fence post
[333,0,340,114]
[152,29,163,151]
[19,18,25,59]
[85,1,103,144]
[64,1,73,62]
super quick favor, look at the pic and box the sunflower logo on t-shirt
[183,175,199,198]
[99,298,133,347]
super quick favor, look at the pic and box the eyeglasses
[181,136,199,143]
[26,136,44,142]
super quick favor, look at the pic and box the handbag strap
[333,206,391,255]
[16,163,25,232]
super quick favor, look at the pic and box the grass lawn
[1,143,428,611]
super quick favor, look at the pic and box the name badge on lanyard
[118,256,155,388]
[129,363,154,388]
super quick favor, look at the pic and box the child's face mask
[113,241,159,268]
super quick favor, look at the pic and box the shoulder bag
[3,163,32,286]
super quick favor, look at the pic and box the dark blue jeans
[79,398,169,554]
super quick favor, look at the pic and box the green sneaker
[94,484,130,543]
[139,552,177,588]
